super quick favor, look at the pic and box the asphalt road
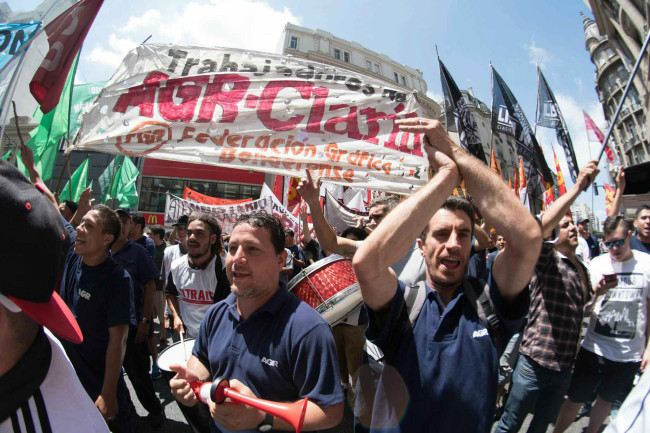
[124,326,604,433]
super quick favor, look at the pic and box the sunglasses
[604,238,626,249]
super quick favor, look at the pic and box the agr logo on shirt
[261,357,278,368]
[78,289,91,300]
[472,329,489,339]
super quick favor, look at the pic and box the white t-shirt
[576,236,591,263]
[582,251,650,362]
[169,255,221,338]
[163,244,187,316]
[0,329,109,433]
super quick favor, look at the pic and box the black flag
[438,59,487,164]
[490,66,553,202]
[536,67,579,183]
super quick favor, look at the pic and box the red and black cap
[0,159,82,343]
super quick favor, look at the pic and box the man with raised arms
[352,118,541,432]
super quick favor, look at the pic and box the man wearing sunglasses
[554,215,650,433]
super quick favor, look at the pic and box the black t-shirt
[153,243,166,291]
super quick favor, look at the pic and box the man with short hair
[495,161,602,433]
[112,209,164,426]
[554,215,650,433]
[352,118,539,432]
[284,229,306,278]
[147,226,168,345]
[129,211,155,259]
[58,199,78,222]
[298,177,426,286]
[0,158,110,433]
[631,205,650,254]
[166,213,230,338]
[487,234,506,274]
[163,216,190,335]
[169,212,344,432]
[577,217,600,263]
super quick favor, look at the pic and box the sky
[10,0,613,222]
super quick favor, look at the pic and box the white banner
[73,44,428,194]
[164,189,300,235]
[322,190,368,234]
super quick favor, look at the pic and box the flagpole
[534,65,540,136]
[488,62,495,157]
[595,29,650,165]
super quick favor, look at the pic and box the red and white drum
[288,255,362,326]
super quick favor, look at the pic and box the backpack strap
[463,278,503,355]
[404,280,428,324]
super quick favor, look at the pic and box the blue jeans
[494,355,571,433]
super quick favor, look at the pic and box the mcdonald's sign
[142,212,164,226]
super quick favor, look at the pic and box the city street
[125,324,602,433]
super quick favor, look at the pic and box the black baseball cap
[172,214,189,226]
[62,200,78,214]
[115,208,131,217]
[0,160,82,343]
[578,217,590,223]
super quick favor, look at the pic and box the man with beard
[352,118,539,433]
[169,212,344,433]
[111,209,164,427]
[495,161,604,433]
[554,215,650,433]
[166,213,230,338]
[631,206,650,254]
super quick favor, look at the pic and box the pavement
[123,324,605,433]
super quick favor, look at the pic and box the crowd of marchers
[2,118,649,433]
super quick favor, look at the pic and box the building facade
[583,3,650,165]
[278,23,441,120]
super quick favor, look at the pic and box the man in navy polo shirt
[130,211,156,259]
[353,118,540,433]
[57,196,137,432]
[112,209,164,426]
[169,212,344,433]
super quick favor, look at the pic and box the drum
[288,255,362,326]
[157,339,211,433]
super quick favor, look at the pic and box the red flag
[30,0,104,113]
[553,148,567,195]
[287,177,302,210]
[544,181,555,206]
[490,148,502,178]
[584,111,620,165]
[518,156,527,204]
[513,166,519,196]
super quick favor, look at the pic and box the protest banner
[183,185,252,205]
[73,44,428,194]
[164,189,300,235]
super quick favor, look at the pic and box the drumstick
[180,330,187,363]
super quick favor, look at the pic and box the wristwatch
[257,413,273,432]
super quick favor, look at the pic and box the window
[365,60,372,70]
[289,36,299,49]
[343,51,350,63]
[138,176,262,213]
[373,63,380,74]
[334,48,341,60]
[394,72,399,82]
[400,75,407,86]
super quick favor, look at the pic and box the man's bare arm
[540,161,599,238]
[353,144,460,311]
[609,168,625,216]
[473,223,491,251]
[398,118,541,301]
[297,171,357,258]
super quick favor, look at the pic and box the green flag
[17,54,80,182]
[59,157,89,202]
[69,81,106,140]
[97,155,122,204]
[2,149,11,161]
[111,156,139,208]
